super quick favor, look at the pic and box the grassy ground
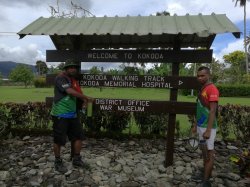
[1,86,249,105]
[0,86,249,135]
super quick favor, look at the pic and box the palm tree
[246,33,250,52]
[234,0,249,74]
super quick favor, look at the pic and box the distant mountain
[0,61,36,78]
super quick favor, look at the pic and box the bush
[219,104,250,141]
[187,104,250,142]
[83,109,130,133]
[103,111,130,132]
[0,102,51,130]
[34,76,47,88]
[181,84,250,97]
[134,112,168,135]
[217,84,250,97]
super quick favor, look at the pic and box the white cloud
[213,39,244,62]
[0,43,45,65]
[0,0,248,70]
[165,0,247,22]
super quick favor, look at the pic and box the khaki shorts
[197,127,216,150]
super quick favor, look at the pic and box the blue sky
[0,0,249,70]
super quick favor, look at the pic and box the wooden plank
[45,97,196,115]
[46,74,201,89]
[46,49,212,63]
[165,43,180,167]
[46,74,55,85]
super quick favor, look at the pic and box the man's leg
[52,117,68,173]
[69,118,88,168]
[72,139,90,168]
[73,139,82,155]
[204,150,214,180]
[70,141,74,160]
[54,143,61,157]
[69,118,84,157]
[53,142,67,173]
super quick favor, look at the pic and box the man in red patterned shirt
[192,66,219,187]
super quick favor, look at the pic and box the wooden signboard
[46,49,212,63]
[46,97,196,115]
[46,74,200,89]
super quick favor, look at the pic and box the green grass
[0,86,249,136]
[1,86,249,105]
[0,86,53,103]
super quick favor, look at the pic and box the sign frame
[46,49,212,63]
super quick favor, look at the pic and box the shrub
[187,104,250,141]
[181,84,250,97]
[83,109,130,133]
[219,104,250,141]
[34,76,47,88]
[134,112,168,135]
[218,84,250,97]
[0,102,51,129]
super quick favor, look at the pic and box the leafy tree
[202,58,226,83]
[223,50,245,83]
[35,60,48,75]
[247,34,250,53]
[90,66,101,74]
[47,65,61,74]
[156,11,170,16]
[57,62,65,71]
[223,50,245,67]
[246,34,250,72]
[233,0,249,74]
[107,69,120,75]
[147,63,171,76]
[9,64,34,88]
[119,64,140,75]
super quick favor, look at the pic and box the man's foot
[72,155,90,169]
[191,171,203,182]
[199,180,211,187]
[54,158,67,174]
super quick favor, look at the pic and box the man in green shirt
[51,59,93,173]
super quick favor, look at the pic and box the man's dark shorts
[52,116,84,145]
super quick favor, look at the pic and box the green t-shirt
[51,95,77,118]
[50,74,77,118]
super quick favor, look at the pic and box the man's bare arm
[66,88,91,103]
[203,101,217,139]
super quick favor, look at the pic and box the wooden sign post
[46,49,211,167]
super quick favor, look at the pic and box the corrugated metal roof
[18,14,240,49]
